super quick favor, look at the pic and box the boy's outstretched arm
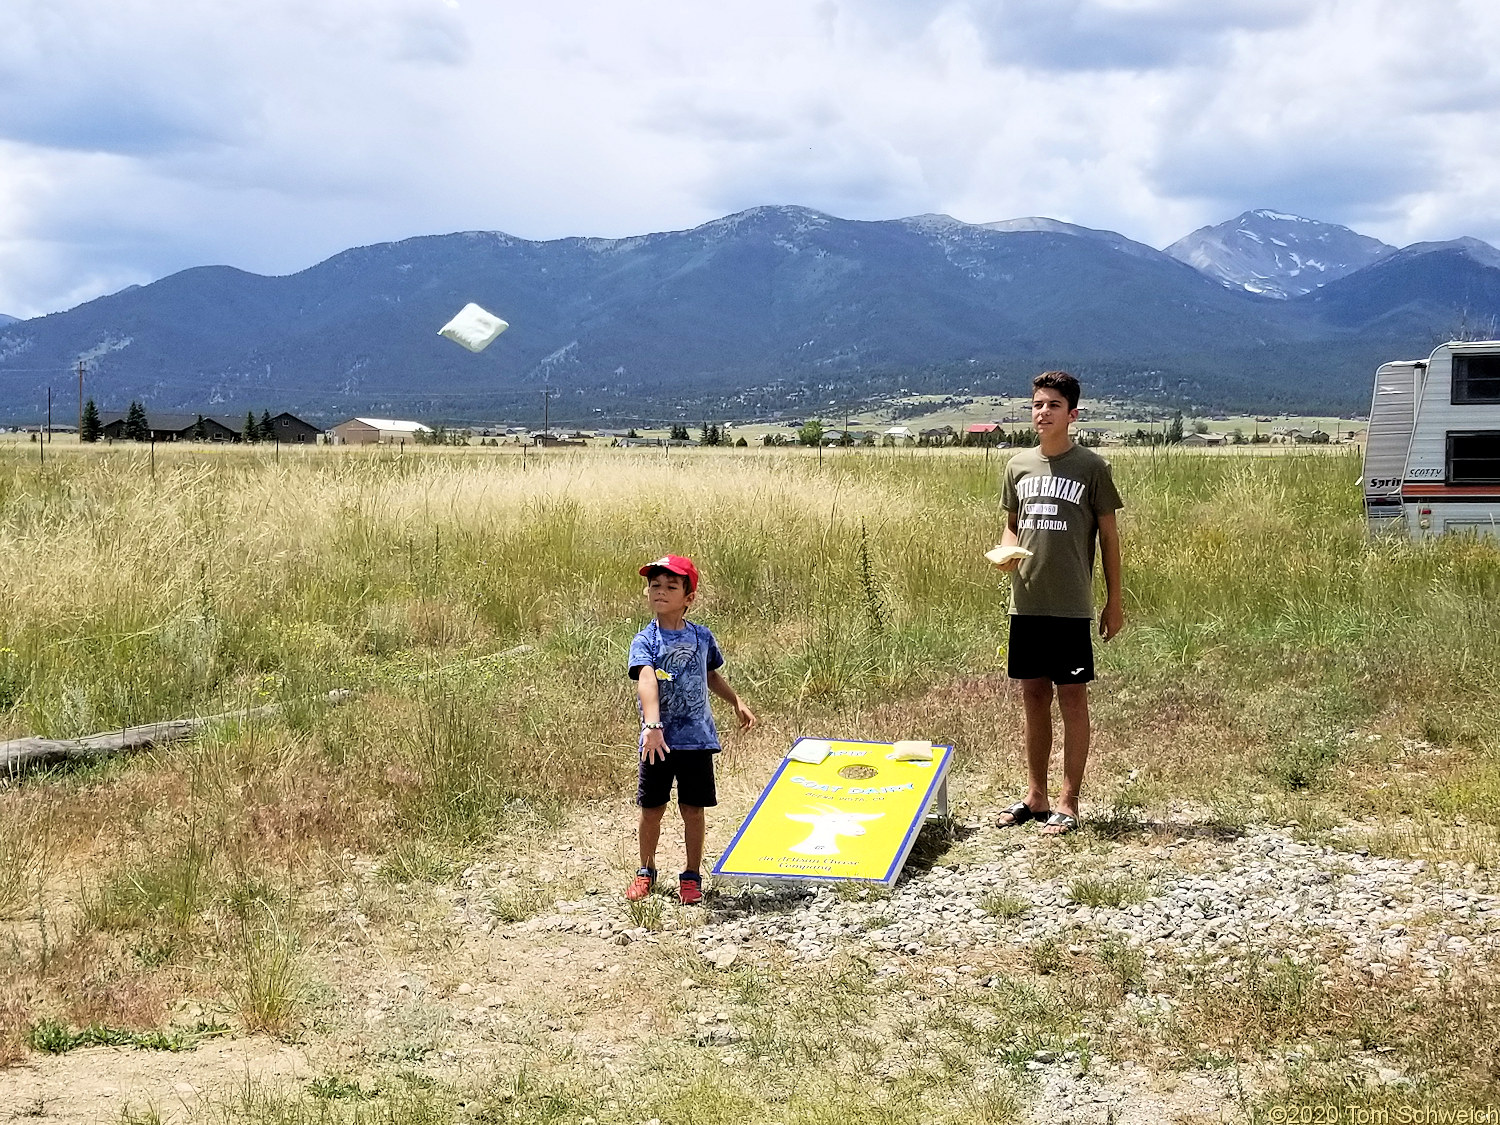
[636,667,670,763]
[996,507,1023,571]
[1098,510,1124,641]
[707,668,756,729]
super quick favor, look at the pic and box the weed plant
[1068,876,1150,908]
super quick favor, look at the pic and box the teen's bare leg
[680,804,705,873]
[638,804,667,869]
[1020,676,1055,813]
[1047,683,1090,832]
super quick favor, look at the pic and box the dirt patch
[0,1037,307,1123]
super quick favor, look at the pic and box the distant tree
[243,411,260,442]
[839,430,854,447]
[192,415,208,441]
[1193,419,1209,435]
[626,428,639,439]
[80,399,102,443]
[1231,427,1246,445]
[261,410,274,440]
[670,424,690,441]
[798,419,824,446]
[124,401,149,441]
[735,436,748,447]
[762,433,775,446]
[1166,411,1184,444]
[708,423,721,446]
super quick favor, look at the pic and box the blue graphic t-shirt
[627,621,725,751]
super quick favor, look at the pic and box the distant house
[329,417,432,445]
[263,412,322,444]
[99,412,240,442]
[965,423,999,435]
[882,426,915,446]
[1180,432,1227,447]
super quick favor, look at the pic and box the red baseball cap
[639,554,699,593]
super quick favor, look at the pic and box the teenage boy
[626,555,755,904]
[994,371,1124,837]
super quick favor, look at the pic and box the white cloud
[2,0,1500,316]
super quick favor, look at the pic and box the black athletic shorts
[637,750,718,808]
[1007,614,1095,684]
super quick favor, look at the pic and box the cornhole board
[712,737,953,888]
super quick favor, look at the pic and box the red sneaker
[678,872,703,905]
[626,868,655,901]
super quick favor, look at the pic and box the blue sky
[3,0,1499,317]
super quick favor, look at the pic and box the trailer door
[1363,362,1419,530]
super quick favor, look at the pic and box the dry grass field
[1,442,1497,1123]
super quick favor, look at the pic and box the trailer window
[1453,355,1500,404]
[1447,432,1500,484]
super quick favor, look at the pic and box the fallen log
[1,689,351,776]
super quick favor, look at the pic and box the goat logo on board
[784,803,885,855]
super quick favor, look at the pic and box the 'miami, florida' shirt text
[1000,444,1124,618]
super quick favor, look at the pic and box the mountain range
[3,207,1498,422]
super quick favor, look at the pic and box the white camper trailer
[1362,341,1500,539]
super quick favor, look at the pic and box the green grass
[1067,876,1150,909]
[27,1016,226,1053]
[2,444,1499,1114]
[233,904,303,1035]
[980,891,1031,919]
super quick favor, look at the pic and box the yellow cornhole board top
[713,737,954,887]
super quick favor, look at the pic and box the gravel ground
[500,824,1498,985]
[432,814,1500,1120]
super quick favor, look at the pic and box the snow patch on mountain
[1167,210,1394,299]
[78,335,133,362]
[896,213,969,236]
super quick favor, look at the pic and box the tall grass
[2,444,1496,806]
[1,443,1498,1063]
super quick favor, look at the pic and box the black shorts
[1007,614,1095,685]
[637,750,718,808]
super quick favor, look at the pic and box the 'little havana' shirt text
[1015,475,1084,531]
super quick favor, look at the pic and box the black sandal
[996,800,1049,828]
[1041,812,1079,837]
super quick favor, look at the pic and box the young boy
[626,555,755,904]
[994,371,1124,837]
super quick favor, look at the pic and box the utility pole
[46,387,52,444]
[77,361,85,437]
[542,386,556,438]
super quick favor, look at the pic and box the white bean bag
[439,303,509,353]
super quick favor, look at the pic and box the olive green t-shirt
[1000,443,1123,618]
